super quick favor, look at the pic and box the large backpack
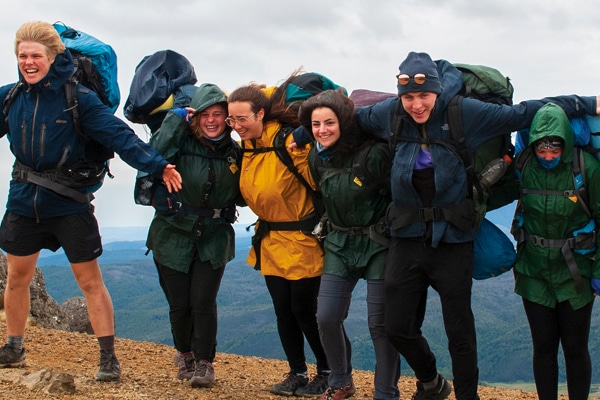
[53,22,120,113]
[123,50,197,128]
[3,22,119,203]
[445,64,517,226]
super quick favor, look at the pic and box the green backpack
[448,63,517,228]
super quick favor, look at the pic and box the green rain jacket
[514,103,600,309]
[146,84,243,272]
[309,142,392,280]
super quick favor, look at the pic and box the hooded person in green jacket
[512,102,600,400]
[145,83,244,388]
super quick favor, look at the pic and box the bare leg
[70,259,114,337]
[4,253,39,336]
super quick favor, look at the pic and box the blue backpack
[52,22,120,113]
[472,218,515,280]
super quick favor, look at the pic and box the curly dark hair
[298,89,366,154]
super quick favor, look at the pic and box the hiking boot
[412,375,451,400]
[190,359,215,388]
[0,344,26,368]
[174,351,195,380]
[320,381,356,400]
[95,351,121,382]
[270,372,309,396]
[296,373,329,397]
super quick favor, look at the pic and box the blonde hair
[14,21,65,59]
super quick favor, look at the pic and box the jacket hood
[191,83,228,114]
[19,50,74,91]
[527,102,574,163]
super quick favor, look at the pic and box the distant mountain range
[36,204,600,385]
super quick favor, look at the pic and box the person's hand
[171,107,195,123]
[289,126,311,150]
[162,164,182,193]
[592,278,600,296]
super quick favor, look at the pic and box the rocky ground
[0,314,577,400]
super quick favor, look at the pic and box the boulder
[0,251,72,331]
[61,297,93,334]
[21,368,76,395]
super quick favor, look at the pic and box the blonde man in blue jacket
[0,21,181,381]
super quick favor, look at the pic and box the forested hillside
[36,227,600,386]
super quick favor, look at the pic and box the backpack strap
[517,149,590,214]
[241,126,316,195]
[64,74,85,140]
[11,161,94,203]
[389,99,404,152]
[447,95,482,201]
[572,147,591,218]
[386,199,475,234]
[250,215,318,271]
[2,82,24,126]
[64,74,114,177]
[273,125,319,197]
[315,142,386,192]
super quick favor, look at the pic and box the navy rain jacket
[0,50,169,219]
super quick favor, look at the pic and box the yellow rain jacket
[240,119,324,280]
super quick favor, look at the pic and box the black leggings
[264,275,329,373]
[523,298,593,400]
[155,257,225,362]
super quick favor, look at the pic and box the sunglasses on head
[396,73,427,85]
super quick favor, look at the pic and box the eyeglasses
[225,113,256,127]
[396,73,427,85]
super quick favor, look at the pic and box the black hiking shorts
[0,210,103,263]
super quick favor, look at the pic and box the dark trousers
[155,257,225,362]
[265,275,329,373]
[384,238,479,400]
[317,275,400,399]
[523,298,593,400]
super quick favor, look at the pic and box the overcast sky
[0,0,599,229]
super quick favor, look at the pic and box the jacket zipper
[31,92,40,222]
